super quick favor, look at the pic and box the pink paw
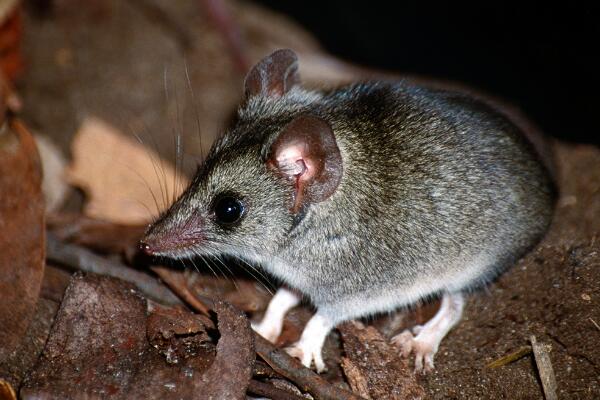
[391,329,435,373]
[251,320,280,343]
[285,341,327,373]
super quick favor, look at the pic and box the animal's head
[140,49,343,260]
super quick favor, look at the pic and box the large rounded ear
[268,115,343,213]
[244,49,300,99]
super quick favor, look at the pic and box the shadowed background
[257,1,600,145]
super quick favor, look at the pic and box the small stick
[590,317,600,332]
[486,346,532,368]
[253,360,280,379]
[247,379,306,400]
[151,266,212,317]
[530,336,558,400]
[254,335,365,400]
[46,233,181,306]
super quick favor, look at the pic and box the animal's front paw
[251,320,281,343]
[285,339,327,373]
[391,329,435,373]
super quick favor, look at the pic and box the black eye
[214,196,245,225]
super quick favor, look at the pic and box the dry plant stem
[247,379,306,400]
[530,336,558,400]
[255,335,366,400]
[150,266,212,317]
[0,379,17,400]
[253,360,280,379]
[46,233,181,306]
[486,346,532,368]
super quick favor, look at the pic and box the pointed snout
[138,212,206,257]
[138,240,154,256]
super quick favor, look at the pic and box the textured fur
[144,74,555,330]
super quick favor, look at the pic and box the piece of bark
[340,358,371,399]
[0,298,59,391]
[194,300,255,400]
[0,118,45,364]
[530,336,558,400]
[255,335,364,400]
[339,322,425,400]
[247,379,306,400]
[20,273,149,399]
[147,302,215,365]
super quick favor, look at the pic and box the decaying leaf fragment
[21,273,255,399]
[146,303,214,365]
[339,322,425,400]
[20,273,149,399]
[0,118,45,365]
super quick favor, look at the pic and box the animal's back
[283,81,555,305]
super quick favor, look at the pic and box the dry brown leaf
[0,118,45,366]
[66,117,189,224]
[0,379,17,400]
[21,274,254,400]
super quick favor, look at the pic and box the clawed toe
[391,329,435,373]
[391,329,414,357]
[285,343,327,373]
[251,321,279,343]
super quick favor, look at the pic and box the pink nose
[139,241,154,255]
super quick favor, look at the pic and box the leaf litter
[0,0,598,399]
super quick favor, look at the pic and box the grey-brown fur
[144,73,555,326]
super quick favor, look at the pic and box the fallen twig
[530,335,558,400]
[255,335,365,400]
[46,233,181,306]
[151,266,212,317]
[590,317,600,332]
[486,346,532,369]
[253,360,280,379]
[247,379,306,400]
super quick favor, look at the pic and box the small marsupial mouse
[140,49,555,373]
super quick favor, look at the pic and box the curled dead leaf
[0,118,45,364]
[66,117,189,224]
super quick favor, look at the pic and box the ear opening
[244,49,300,100]
[268,115,343,213]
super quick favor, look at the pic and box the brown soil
[419,143,600,399]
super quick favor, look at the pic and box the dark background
[257,1,600,145]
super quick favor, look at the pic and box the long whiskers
[127,119,170,213]
[190,248,219,280]
[183,58,205,162]
[231,255,275,295]
[211,252,240,292]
